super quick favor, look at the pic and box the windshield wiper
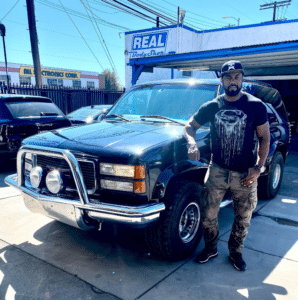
[105,114,131,122]
[140,115,185,126]
[40,112,59,116]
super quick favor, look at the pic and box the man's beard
[224,84,242,97]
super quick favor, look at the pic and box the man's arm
[241,121,270,187]
[256,121,270,167]
[183,116,202,161]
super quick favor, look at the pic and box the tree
[102,69,120,91]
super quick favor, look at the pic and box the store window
[20,76,31,86]
[182,71,192,77]
[47,78,64,87]
[73,80,81,88]
[87,81,95,89]
[0,75,11,85]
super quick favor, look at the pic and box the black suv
[0,94,71,164]
[5,79,290,260]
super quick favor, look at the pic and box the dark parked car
[5,79,290,260]
[67,105,112,125]
[0,94,71,164]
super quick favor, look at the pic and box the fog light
[30,166,43,188]
[100,179,133,192]
[46,170,64,194]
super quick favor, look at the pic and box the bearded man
[184,60,270,271]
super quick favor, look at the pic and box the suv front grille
[36,154,96,191]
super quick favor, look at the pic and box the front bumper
[5,145,165,230]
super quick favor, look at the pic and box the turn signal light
[134,181,146,193]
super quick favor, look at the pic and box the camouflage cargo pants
[202,162,258,254]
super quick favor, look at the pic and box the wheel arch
[152,162,208,199]
[269,140,288,163]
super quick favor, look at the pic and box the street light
[0,23,10,94]
[179,9,186,25]
[222,16,240,26]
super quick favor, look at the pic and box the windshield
[6,100,64,119]
[107,83,219,123]
[68,107,104,118]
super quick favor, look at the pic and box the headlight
[46,170,64,194]
[30,166,43,188]
[100,163,145,179]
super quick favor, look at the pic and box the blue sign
[132,31,168,50]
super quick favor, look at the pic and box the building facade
[0,62,101,89]
[124,20,298,89]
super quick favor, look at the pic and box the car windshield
[68,107,104,118]
[5,99,64,119]
[107,83,219,123]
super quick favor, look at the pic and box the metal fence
[2,84,125,114]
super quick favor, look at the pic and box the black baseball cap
[221,60,244,77]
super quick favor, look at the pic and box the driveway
[0,138,298,300]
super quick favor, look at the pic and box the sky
[1,0,297,87]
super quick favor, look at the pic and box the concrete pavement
[0,137,297,299]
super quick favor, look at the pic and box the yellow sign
[19,66,81,80]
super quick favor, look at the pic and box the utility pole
[0,23,10,93]
[260,0,291,22]
[26,0,42,87]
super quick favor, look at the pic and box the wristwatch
[254,165,265,173]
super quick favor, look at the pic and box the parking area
[0,136,298,300]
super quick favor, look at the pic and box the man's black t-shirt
[193,92,268,172]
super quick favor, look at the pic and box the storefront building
[124,19,298,129]
[0,62,101,89]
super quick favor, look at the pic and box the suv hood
[23,120,192,154]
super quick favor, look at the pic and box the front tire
[258,152,284,200]
[146,180,203,261]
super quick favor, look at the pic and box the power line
[81,0,123,85]
[57,0,105,71]
[5,18,123,48]
[36,0,131,31]
[135,0,211,29]
[160,0,228,25]
[126,0,176,24]
[98,0,217,30]
[146,0,224,29]
[81,0,121,14]
[1,0,21,21]
[218,0,256,21]
[97,0,169,26]
[260,0,292,22]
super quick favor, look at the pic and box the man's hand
[241,167,261,188]
[184,118,202,161]
[188,144,200,161]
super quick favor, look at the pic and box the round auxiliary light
[46,170,64,194]
[30,166,43,188]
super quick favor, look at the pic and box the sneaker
[194,248,218,263]
[229,253,247,271]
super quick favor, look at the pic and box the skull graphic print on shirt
[215,110,247,165]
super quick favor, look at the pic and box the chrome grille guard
[5,145,165,229]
